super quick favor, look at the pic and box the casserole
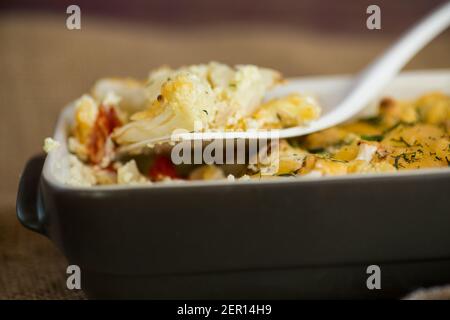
[17,70,450,299]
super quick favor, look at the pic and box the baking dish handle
[16,154,47,235]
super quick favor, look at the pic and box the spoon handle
[317,1,450,130]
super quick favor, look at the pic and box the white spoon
[117,1,450,156]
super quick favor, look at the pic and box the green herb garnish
[307,147,326,154]
[361,134,384,142]
[390,136,412,147]
[362,116,382,126]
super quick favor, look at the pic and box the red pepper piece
[148,155,179,181]
[87,105,121,164]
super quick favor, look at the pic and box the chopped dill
[393,151,420,169]
[393,155,403,169]
[276,113,282,121]
[390,136,412,147]
[308,147,326,154]
[361,116,382,126]
[361,134,384,142]
[383,121,414,134]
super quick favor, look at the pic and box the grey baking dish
[16,71,450,299]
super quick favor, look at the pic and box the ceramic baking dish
[17,70,450,299]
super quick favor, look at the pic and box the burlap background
[0,11,449,299]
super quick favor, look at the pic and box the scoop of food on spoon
[116,1,450,158]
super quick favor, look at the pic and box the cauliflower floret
[102,91,122,106]
[117,160,150,185]
[355,142,378,162]
[93,168,117,185]
[93,78,147,114]
[67,155,97,187]
[207,62,235,88]
[146,66,174,102]
[43,137,60,153]
[113,73,218,145]
[112,62,281,145]
[229,65,280,115]
[213,63,281,127]
[68,137,88,161]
